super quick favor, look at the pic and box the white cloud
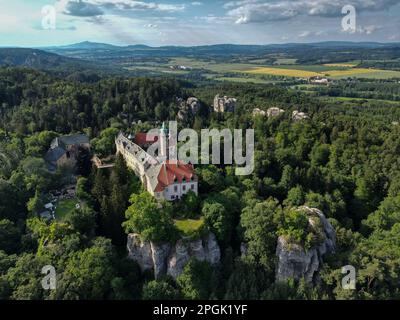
[58,0,186,17]
[226,0,399,24]
[357,25,380,35]
[299,30,311,38]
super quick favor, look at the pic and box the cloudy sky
[1,0,399,47]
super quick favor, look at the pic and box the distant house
[45,134,90,172]
[309,76,330,85]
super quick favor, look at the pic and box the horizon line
[1,40,400,50]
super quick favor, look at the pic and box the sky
[0,0,399,47]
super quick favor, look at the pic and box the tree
[142,280,180,300]
[67,206,96,236]
[155,102,169,121]
[177,190,200,219]
[27,189,45,214]
[0,219,21,254]
[240,198,280,272]
[76,146,92,176]
[123,192,178,243]
[2,253,49,300]
[283,185,305,207]
[202,202,231,244]
[76,177,92,203]
[91,127,119,158]
[177,259,213,300]
[52,237,117,300]
[0,179,26,221]
[196,166,225,194]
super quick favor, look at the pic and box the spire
[159,122,168,161]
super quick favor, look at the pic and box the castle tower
[159,122,168,162]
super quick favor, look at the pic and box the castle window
[183,185,186,191]
[174,186,178,192]
[191,184,194,190]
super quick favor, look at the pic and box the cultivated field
[243,65,400,79]
[122,57,400,81]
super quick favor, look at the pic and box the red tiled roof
[154,160,197,192]
[134,133,158,147]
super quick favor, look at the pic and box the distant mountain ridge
[43,40,400,51]
[40,41,400,62]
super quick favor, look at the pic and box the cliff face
[275,207,336,283]
[127,233,221,279]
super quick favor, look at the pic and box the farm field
[208,75,275,84]
[242,65,400,79]
[122,57,400,81]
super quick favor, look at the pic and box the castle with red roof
[115,124,198,201]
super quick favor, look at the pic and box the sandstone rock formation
[252,108,266,117]
[253,107,285,118]
[213,95,236,113]
[127,232,221,279]
[275,206,336,283]
[267,107,285,118]
[292,110,309,121]
[177,97,201,121]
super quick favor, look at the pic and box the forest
[1,66,400,300]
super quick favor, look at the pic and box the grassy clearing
[55,199,78,220]
[320,96,400,105]
[327,69,400,79]
[274,58,298,65]
[174,218,204,235]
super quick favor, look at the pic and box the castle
[115,124,198,201]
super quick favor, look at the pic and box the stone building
[45,134,90,172]
[115,124,198,201]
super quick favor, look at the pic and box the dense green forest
[1,66,400,300]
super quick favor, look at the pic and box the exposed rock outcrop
[252,108,266,117]
[177,97,201,121]
[275,206,336,283]
[127,233,221,279]
[214,95,236,113]
[267,107,285,118]
[292,110,309,121]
